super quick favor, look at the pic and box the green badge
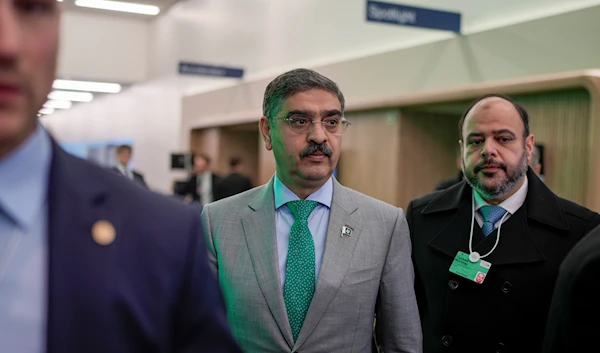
[449,251,492,284]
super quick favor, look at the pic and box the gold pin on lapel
[341,225,353,237]
[92,220,116,246]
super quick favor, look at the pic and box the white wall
[58,11,149,83]
[41,79,185,193]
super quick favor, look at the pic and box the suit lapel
[46,144,118,353]
[474,207,545,266]
[425,181,475,258]
[293,180,362,351]
[241,178,294,348]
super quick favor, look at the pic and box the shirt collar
[0,124,53,229]
[274,174,333,209]
[474,175,529,215]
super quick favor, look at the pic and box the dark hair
[116,145,132,154]
[458,93,530,140]
[194,153,211,165]
[262,68,345,119]
[229,156,241,168]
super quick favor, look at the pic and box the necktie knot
[287,200,319,221]
[479,205,508,236]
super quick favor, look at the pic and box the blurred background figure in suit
[111,144,147,188]
[434,146,464,191]
[182,153,221,205]
[214,156,253,201]
[530,145,544,181]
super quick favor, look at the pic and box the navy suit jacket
[45,143,242,353]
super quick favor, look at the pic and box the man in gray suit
[201,68,422,352]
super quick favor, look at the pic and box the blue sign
[178,62,244,78]
[366,1,461,33]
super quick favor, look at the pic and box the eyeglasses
[272,114,351,135]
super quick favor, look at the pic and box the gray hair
[262,68,345,120]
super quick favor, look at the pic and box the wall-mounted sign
[366,1,461,33]
[178,62,244,78]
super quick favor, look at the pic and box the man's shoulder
[205,183,266,215]
[66,154,197,224]
[556,196,600,223]
[336,184,402,218]
[407,190,445,212]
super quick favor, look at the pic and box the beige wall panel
[337,110,400,206]
[189,127,221,167]
[514,90,591,205]
[397,112,460,209]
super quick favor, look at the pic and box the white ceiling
[159,0,600,77]
[59,0,600,86]
[61,0,181,19]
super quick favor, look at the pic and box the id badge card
[449,251,492,284]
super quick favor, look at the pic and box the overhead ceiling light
[53,79,121,93]
[44,99,73,110]
[39,107,55,115]
[74,0,160,15]
[49,90,94,103]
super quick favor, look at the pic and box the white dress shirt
[474,176,529,228]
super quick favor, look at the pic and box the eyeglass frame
[270,114,351,135]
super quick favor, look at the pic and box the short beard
[463,151,528,200]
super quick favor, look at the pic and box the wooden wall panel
[514,89,591,205]
[337,109,401,206]
[189,127,221,165]
[397,111,461,209]
[189,91,593,209]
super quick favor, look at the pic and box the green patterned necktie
[284,199,319,342]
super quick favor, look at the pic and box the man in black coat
[407,93,600,353]
[214,156,253,201]
[182,153,221,205]
[542,223,600,353]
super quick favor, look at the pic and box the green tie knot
[287,200,319,221]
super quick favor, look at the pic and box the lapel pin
[92,220,116,246]
[341,225,353,237]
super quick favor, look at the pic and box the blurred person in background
[201,68,422,353]
[214,156,253,201]
[111,144,148,188]
[0,1,241,352]
[182,153,221,205]
[407,93,600,353]
[434,146,464,191]
[530,144,544,181]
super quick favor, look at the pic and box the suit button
[448,280,459,290]
[442,335,453,347]
[501,281,512,294]
[496,341,505,352]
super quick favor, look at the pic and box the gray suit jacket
[201,177,422,353]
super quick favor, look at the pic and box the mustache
[300,143,333,158]
[474,159,507,173]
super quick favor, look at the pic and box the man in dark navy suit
[0,1,241,352]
